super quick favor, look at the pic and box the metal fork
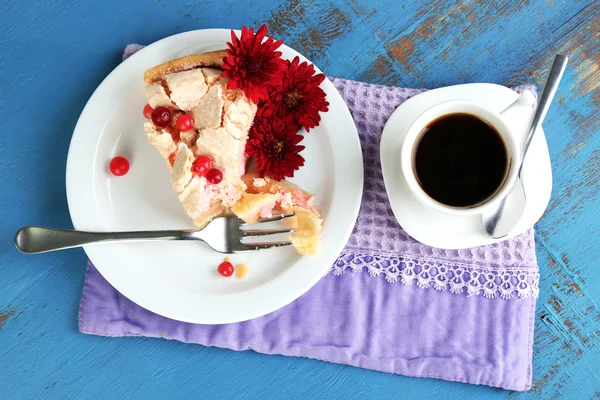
[14,214,295,254]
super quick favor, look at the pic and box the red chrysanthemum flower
[246,116,305,181]
[258,56,329,132]
[222,25,286,104]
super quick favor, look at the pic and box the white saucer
[380,83,552,249]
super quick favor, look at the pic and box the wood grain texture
[1,0,599,398]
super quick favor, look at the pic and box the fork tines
[239,214,295,250]
[242,241,293,251]
[241,228,295,237]
[240,213,296,225]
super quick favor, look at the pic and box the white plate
[66,29,363,324]
[380,83,552,249]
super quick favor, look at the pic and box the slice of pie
[143,51,322,255]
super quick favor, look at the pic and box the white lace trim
[331,250,539,299]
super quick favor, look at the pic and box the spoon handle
[519,54,568,173]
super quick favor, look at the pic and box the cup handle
[499,91,536,144]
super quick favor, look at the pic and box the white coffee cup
[400,92,535,216]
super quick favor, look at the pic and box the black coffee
[413,113,508,208]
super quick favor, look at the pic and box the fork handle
[14,226,195,254]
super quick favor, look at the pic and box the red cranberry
[109,156,129,176]
[217,261,234,277]
[152,106,171,127]
[143,104,154,119]
[192,156,212,177]
[176,114,194,131]
[206,168,223,184]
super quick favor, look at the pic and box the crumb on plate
[235,264,248,279]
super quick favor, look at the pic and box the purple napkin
[79,47,540,391]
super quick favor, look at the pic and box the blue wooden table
[2,0,599,398]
